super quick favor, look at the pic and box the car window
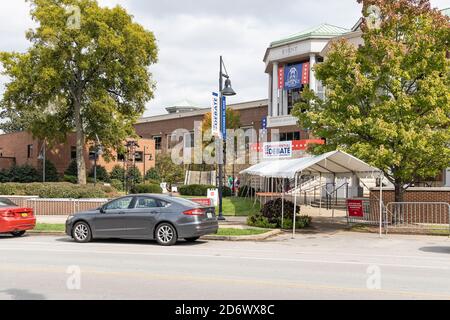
[169,197,202,207]
[134,197,160,209]
[0,198,17,207]
[104,197,133,210]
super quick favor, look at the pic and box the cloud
[0,0,449,116]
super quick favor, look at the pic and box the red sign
[347,199,364,217]
[278,66,284,89]
[189,198,211,206]
[301,62,310,84]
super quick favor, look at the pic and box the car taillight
[0,211,16,218]
[183,208,205,216]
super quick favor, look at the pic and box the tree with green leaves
[156,153,185,190]
[0,0,158,184]
[293,0,449,202]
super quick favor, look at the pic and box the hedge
[130,183,163,194]
[0,182,119,199]
[178,184,232,197]
[247,198,312,229]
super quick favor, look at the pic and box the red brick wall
[370,188,450,205]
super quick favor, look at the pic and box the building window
[117,152,125,161]
[184,132,195,148]
[280,131,301,142]
[27,144,33,158]
[134,151,143,162]
[287,87,302,114]
[70,146,76,160]
[153,136,162,150]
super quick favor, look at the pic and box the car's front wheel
[72,221,92,243]
[11,231,26,237]
[155,223,177,246]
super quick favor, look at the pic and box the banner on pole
[278,66,284,89]
[301,62,310,84]
[211,92,220,137]
[221,96,226,140]
[284,64,302,89]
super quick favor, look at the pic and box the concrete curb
[202,229,282,241]
[28,229,283,241]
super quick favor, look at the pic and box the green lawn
[182,196,260,216]
[215,228,268,236]
[34,223,65,232]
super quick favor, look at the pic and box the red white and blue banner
[283,63,310,90]
[284,64,302,89]
[211,92,220,137]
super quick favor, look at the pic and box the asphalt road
[1,231,450,300]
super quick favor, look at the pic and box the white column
[268,73,273,117]
[272,62,279,117]
[309,54,316,92]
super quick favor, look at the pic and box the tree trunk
[394,182,404,203]
[74,99,87,185]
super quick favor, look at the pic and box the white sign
[263,141,293,159]
[207,188,219,206]
[211,92,220,137]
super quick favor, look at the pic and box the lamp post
[217,56,236,221]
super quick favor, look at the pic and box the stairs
[310,198,347,210]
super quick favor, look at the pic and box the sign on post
[347,199,364,217]
[207,188,219,207]
[263,141,293,159]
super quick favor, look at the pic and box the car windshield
[0,198,17,207]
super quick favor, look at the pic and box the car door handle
[150,211,158,214]
[118,211,126,215]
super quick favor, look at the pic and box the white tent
[240,150,385,236]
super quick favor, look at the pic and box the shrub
[178,184,232,197]
[144,168,160,181]
[178,184,215,196]
[109,165,125,182]
[130,183,162,194]
[246,198,312,229]
[63,175,77,184]
[0,182,119,199]
[222,186,232,197]
[39,160,60,182]
[110,179,124,192]
[238,185,255,197]
[126,166,142,185]
[0,169,11,183]
[9,165,40,183]
[89,165,110,182]
[64,159,78,177]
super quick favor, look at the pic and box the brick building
[0,131,155,177]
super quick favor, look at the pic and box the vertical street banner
[221,96,226,140]
[284,63,302,89]
[278,65,284,89]
[211,92,220,137]
[301,62,310,84]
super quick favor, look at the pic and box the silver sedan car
[65,194,218,246]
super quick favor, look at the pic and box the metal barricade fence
[1,196,109,216]
[385,202,450,233]
[346,199,383,225]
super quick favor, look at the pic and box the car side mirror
[99,206,106,214]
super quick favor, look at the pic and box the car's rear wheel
[155,223,177,246]
[72,222,92,243]
[11,231,26,237]
[185,237,200,242]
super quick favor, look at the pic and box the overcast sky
[0,0,448,116]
